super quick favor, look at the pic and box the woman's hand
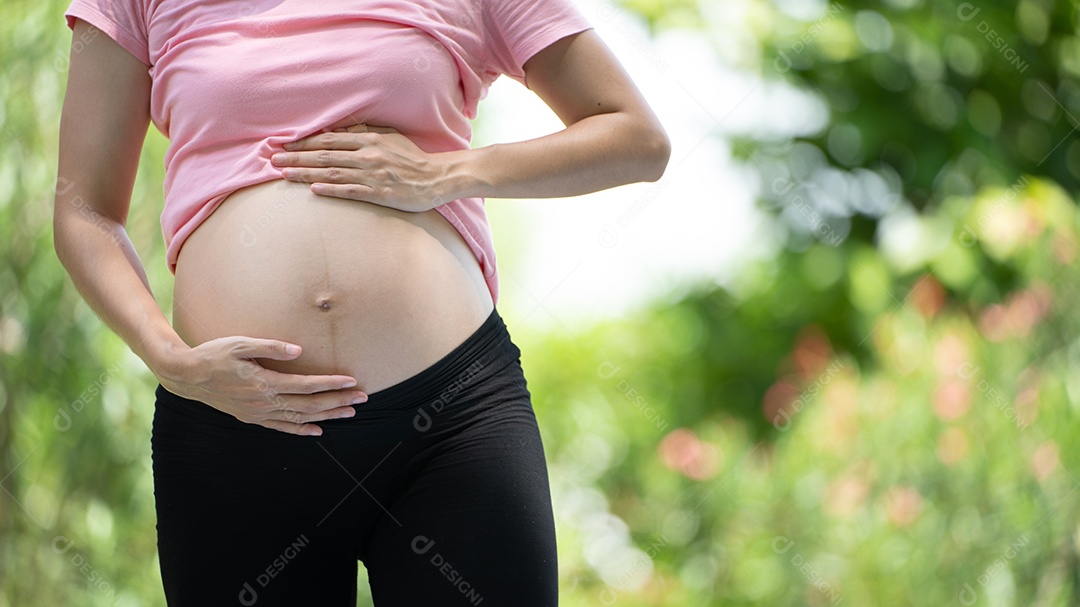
[271,123,447,213]
[157,337,368,436]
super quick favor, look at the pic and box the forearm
[441,110,670,202]
[53,207,190,381]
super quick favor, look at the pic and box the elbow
[52,202,82,267]
[53,212,69,265]
[641,126,671,183]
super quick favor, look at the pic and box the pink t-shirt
[63,0,595,306]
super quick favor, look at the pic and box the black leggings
[151,306,557,606]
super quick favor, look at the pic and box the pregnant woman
[54,0,669,605]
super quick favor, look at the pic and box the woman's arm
[443,28,672,200]
[55,19,365,435]
[53,19,189,377]
[272,29,670,208]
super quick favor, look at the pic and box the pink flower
[933,332,970,379]
[933,379,971,421]
[1004,286,1051,338]
[978,304,1010,342]
[762,381,800,427]
[658,428,722,481]
[884,485,923,528]
[791,325,833,381]
[909,274,945,318]
[825,475,869,518]
[659,428,699,472]
[1031,441,1059,482]
[978,284,1052,342]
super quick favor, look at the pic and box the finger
[233,338,305,360]
[274,404,358,425]
[309,182,379,202]
[273,150,364,169]
[271,390,367,415]
[260,418,324,437]
[283,168,369,186]
[254,367,361,394]
[283,131,371,152]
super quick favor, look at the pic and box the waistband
[358,304,520,412]
[154,304,520,419]
[156,305,521,419]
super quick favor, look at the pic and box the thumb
[233,338,303,361]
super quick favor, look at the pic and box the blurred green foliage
[3,0,1080,605]
[530,174,1080,605]
[714,0,1080,441]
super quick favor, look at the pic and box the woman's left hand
[271,123,446,213]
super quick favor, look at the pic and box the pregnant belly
[171,178,494,396]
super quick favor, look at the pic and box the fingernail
[283,141,296,149]
[310,428,322,436]
[340,408,356,418]
[341,379,357,388]
[351,395,367,404]
[286,344,301,355]
[271,153,285,163]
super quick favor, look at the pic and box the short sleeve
[64,0,150,66]
[482,0,594,88]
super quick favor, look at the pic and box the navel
[315,295,334,312]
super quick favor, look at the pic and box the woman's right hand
[155,337,367,436]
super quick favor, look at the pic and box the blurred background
[3,0,1080,604]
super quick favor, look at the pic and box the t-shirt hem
[164,189,235,275]
[433,203,499,305]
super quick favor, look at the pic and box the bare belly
[171,178,494,396]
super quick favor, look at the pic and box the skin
[54,20,670,436]
[168,173,498,430]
